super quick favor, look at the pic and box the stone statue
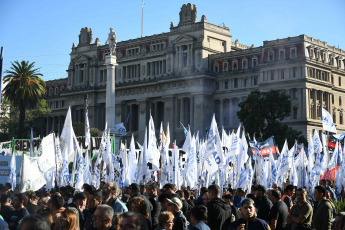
[106,27,117,55]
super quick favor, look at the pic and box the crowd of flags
[7,106,345,195]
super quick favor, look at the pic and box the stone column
[220,99,224,126]
[303,88,308,119]
[163,96,174,141]
[138,100,147,143]
[105,55,117,133]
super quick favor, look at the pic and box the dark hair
[19,214,51,230]
[256,185,266,194]
[208,184,220,197]
[163,183,174,190]
[176,190,184,198]
[0,194,11,204]
[122,211,148,230]
[222,192,233,201]
[190,205,208,221]
[147,182,159,191]
[296,187,307,195]
[5,182,12,190]
[184,190,191,199]
[49,194,64,209]
[315,185,327,197]
[83,184,96,194]
[268,189,281,200]
[285,185,295,192]
[90,190,103,202]
[25,190,37,200]
[200,187,208,195]
[15,193,29,207]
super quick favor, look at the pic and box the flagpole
[141,1,144,38]
[53,133,58,189]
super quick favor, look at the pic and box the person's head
[128,183,140,197]
[140,185,146,195]
[235,188,245,198]
[0,194,12,205]
[19,214,51,230]
[222,192,233,206]
[103,181,119,199]
[112,213,123,230]
[314,185,327,202]
[83,184,96,198]
[176,190,184,198]
[128,197,149,218]
[0,184,8,195]
[38,197,50,212]
[271,183,278,191]
[146,183,159,197]
[158,211,174,230]
[88,190,103,211]
[207,184,220,199]
[202,192,210,205]
[5,182,12,191]
[200,187,207,196]
[296,188,307,203]
[120,212,148,230]
[190,205,208,225]
[13,193,28,210]
[163,184,175,196]
[48,194,64,212]
[256,185,266,198]
[93,204,114,230]
[165,197,183,213]
[267,189,281,203]
[240,198,256,220]
[58,209,78,230]
[184,190,191,200]
[74,192,87,210]
[285,185,295,196]
[334,212,345,230]
[320,179,328,187]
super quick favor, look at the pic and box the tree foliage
[72,122,101,137]
[237,90,306,149]
[3,60,46,138]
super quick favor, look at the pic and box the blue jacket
[190,222,211,230]
[112,198,128,213]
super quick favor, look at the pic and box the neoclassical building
[45,3,345,146]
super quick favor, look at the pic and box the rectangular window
[279,50,285,60]
[269,51,274,61]
[223,62,228,72]
[242,59,247,69]
[290,48,297,58]
[253,76,258,85]
[293,67,297,78]
[252,58,257,67]
[55,101,58,109]
[233,61,238,70]
[332,95,334,104]
[340,113,343,125]
[270,70,275,80]
[293,108,298,119]
[333,113,337,123]
[339,76,342,86]
[340,96,342,106]
[234,78,238,88]
[243,78,247,87]
[293,89,298,99]
[224,80,229,89]
[216,82,219,90]
[280,69,285,79]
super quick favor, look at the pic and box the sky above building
[1,0,344,81]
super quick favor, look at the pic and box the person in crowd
[176,190,190,216]
[120,212,149,230]
[84,189,103,230]
[202,192,210,206]
[222,192,239,222]
[155,211,174,230]
[206,184,232,230]
[333,212,345,230]
[37,196,50,214]
[165,197,188,230]
[271,183,279,191]
[24,190,38,214]
[140,185,147,197]
[128,183,153,221]
[63,192,73,208]
[255,185,273,223]
[184,190,195,209]
[146,182,161,229]
[194,187,207,206]
[0,214,8,230]
[40,211,54,225]
[83,184,96,198]
[129,197,151,229]
[163,184,180,200]
[73,192,88,230]
[112,213,123,230]
[233,188,245,208]
[65,207,80,230]
[320,179,337,201]
[312,185,333,230]
[286,188,313,230]
[230,198,270,230]
[8,193,30,230]
[0,194,15,223]
[189,205,210,230]
[48,194,65,228]
[267,188,288,230]
[102,182,128,213]
[57,209,78,230]
[18,214,51,230]
[282,184,295,213]
[92,204,114,230]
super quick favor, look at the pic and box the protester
[230,198,270,230]
[84,189,103,230]
[40,211,54,226]
[112,213,122,230]
[24,190,38,214]
[334,212,345,230]
[222,192,239,222]
[165,197,188,230]
[233,188,245,208]
[128,197,151,229]
[57,209,78,230]
[128,183,153,221]
[176,190,190,215]
[202,192,210,206]
[267,188,288,230]
[312,185,333,230]
[0,194,15,223]
[282,185,295,213]
[155,211,174,230]
[194,187,207,206]
[189,205,210,230]
[8,193,30,230]
[92,204,114,230]
[18,214,51,230]
[206,184,232,230]
[48,194,65,228]
[320,180,337,201]
[254,185,273,223]
[37,197,50,214]
[120,212,148,230]
[184,190,195,209]
[102,182,127,213]
[72,192,88,230]
[146,182,162,229]
[286,188,313,230]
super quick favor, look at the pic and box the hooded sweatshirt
[206,197,232,230]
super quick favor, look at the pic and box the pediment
[172,35,194,44]
[72,54,90,64]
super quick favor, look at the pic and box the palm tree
[3,60,46,138]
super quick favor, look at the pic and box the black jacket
[230,217,270,230]
[257,196,273,222]
[8,207,30,230]
[130,192,154,223]
[206,197,232,230]
[148,195,161,228]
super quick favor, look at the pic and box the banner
[0,156,22,184]
[249,137,277,158]
[13,139,41,156]
[0,141,12,156]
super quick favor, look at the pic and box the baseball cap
[165,197,183,210]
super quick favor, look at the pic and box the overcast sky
[1,0,344,81]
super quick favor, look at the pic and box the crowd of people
[0,179,344,230]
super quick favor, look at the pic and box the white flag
[322,108,337,133]
[127,134,138,184]
[60,106,78,163]
[20,154,46,192]
[147,116,160,171]
[85,110,91,149]
[8,153,16,190]
[83,150,91,185]
[75,146,84,191]
[184,135,197,187]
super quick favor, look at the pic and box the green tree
[3,60,46,138]
[237,90,306,149]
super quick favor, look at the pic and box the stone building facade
[45,3,345,145]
